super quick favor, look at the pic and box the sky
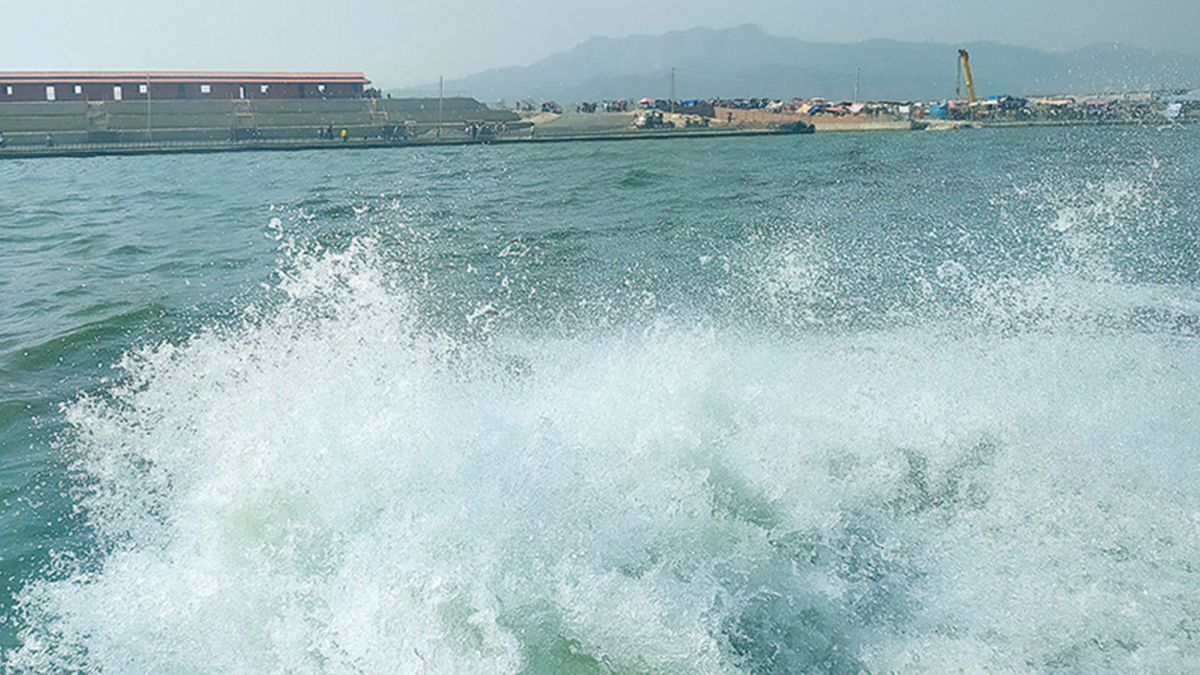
[2,0,1196,89]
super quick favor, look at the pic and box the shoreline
[0,126,806,160]
[0,116,1188,160]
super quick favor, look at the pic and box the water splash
[6,235,1200,673]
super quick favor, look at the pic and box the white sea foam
[6,237,1200,673]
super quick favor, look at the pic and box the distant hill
[400,24,1200,103]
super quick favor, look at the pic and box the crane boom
[958,49,977,104]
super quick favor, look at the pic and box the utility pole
[146,75,152,142]
[437,75,443,142]
[670,67,676,114]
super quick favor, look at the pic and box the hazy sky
[3,0,1196,88]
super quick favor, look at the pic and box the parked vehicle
[634,110,674,129]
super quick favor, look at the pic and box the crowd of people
[533,92,1198,125]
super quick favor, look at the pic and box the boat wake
[6,229,1200,673]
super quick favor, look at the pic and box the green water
[2,126,1199,672]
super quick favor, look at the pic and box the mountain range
[400,24,1200,103]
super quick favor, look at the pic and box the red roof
[0,71,370,84]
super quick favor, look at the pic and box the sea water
[1,126,1198,673]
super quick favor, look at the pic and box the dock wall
[0,98,519,146]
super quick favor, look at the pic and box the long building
[0,71,371,102]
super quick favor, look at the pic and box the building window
[239,86,246,99]
[46,85,56,101]
[74,85,83,95]
[114,85,123,101]
[5,85,13,96]
[138,84,147,95]
[260,84,270,95]
[200,84,211,94]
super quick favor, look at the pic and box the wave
[5,233,1199,673]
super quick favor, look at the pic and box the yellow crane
[958,49,977,104]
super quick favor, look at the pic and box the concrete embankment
[0,97,519,147]
[0,106,815,159]
[0,127,810,159]
[3,98,1189,159]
